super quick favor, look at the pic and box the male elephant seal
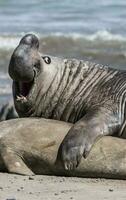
[8,34,126,170]
[0,118,126,179]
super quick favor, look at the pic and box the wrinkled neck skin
[13,53,120,123]
[14,56,88,119]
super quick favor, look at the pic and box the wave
[48,30,126,42]
[0,30,126,50]
[0,84,11,95]
[0,30,126,72]
[0,72,11,95]
[80,30,126,41]
[0,36,20,50]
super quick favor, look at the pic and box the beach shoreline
[0,173,126,200]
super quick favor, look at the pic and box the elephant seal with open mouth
[8,34,126,170]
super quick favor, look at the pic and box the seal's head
[9,34,40,104]
[9,34,62,117]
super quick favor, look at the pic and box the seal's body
[0,118,126,179]
[8,34,126,170]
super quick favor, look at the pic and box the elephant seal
[8,34,126,170]
[0,118,126,179]
[0,102,18,121]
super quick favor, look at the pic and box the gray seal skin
[0,102,18,121]
[8,34,126,170]
[0,118,126,179]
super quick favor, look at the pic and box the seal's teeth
[16,95,27,101]
[16,95,21,100]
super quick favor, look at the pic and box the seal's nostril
[34,60,41,70]
[20,34,39,49]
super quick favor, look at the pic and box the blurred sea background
[0,0,126,104]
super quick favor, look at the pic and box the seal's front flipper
[56,108,119,171]
[1,147,34,176]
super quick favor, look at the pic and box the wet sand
[0,173,126,200]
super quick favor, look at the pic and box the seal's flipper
[56,108,119,170]
[0,103,18,121]
[1,147,34,176]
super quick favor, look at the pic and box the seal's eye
[43,56,51,64]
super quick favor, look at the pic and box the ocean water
[0,0,126,104]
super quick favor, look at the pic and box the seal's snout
[8,34,40,99]
[8,47,35,83]
[20,34,39,49]
[8,34,40,83]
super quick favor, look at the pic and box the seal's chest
[40,96,82,123]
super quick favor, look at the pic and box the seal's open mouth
[15,80,33,101]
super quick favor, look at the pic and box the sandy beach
[0,173,126,200]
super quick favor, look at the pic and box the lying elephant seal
[8,34,126,170]
[0,118,126,179]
